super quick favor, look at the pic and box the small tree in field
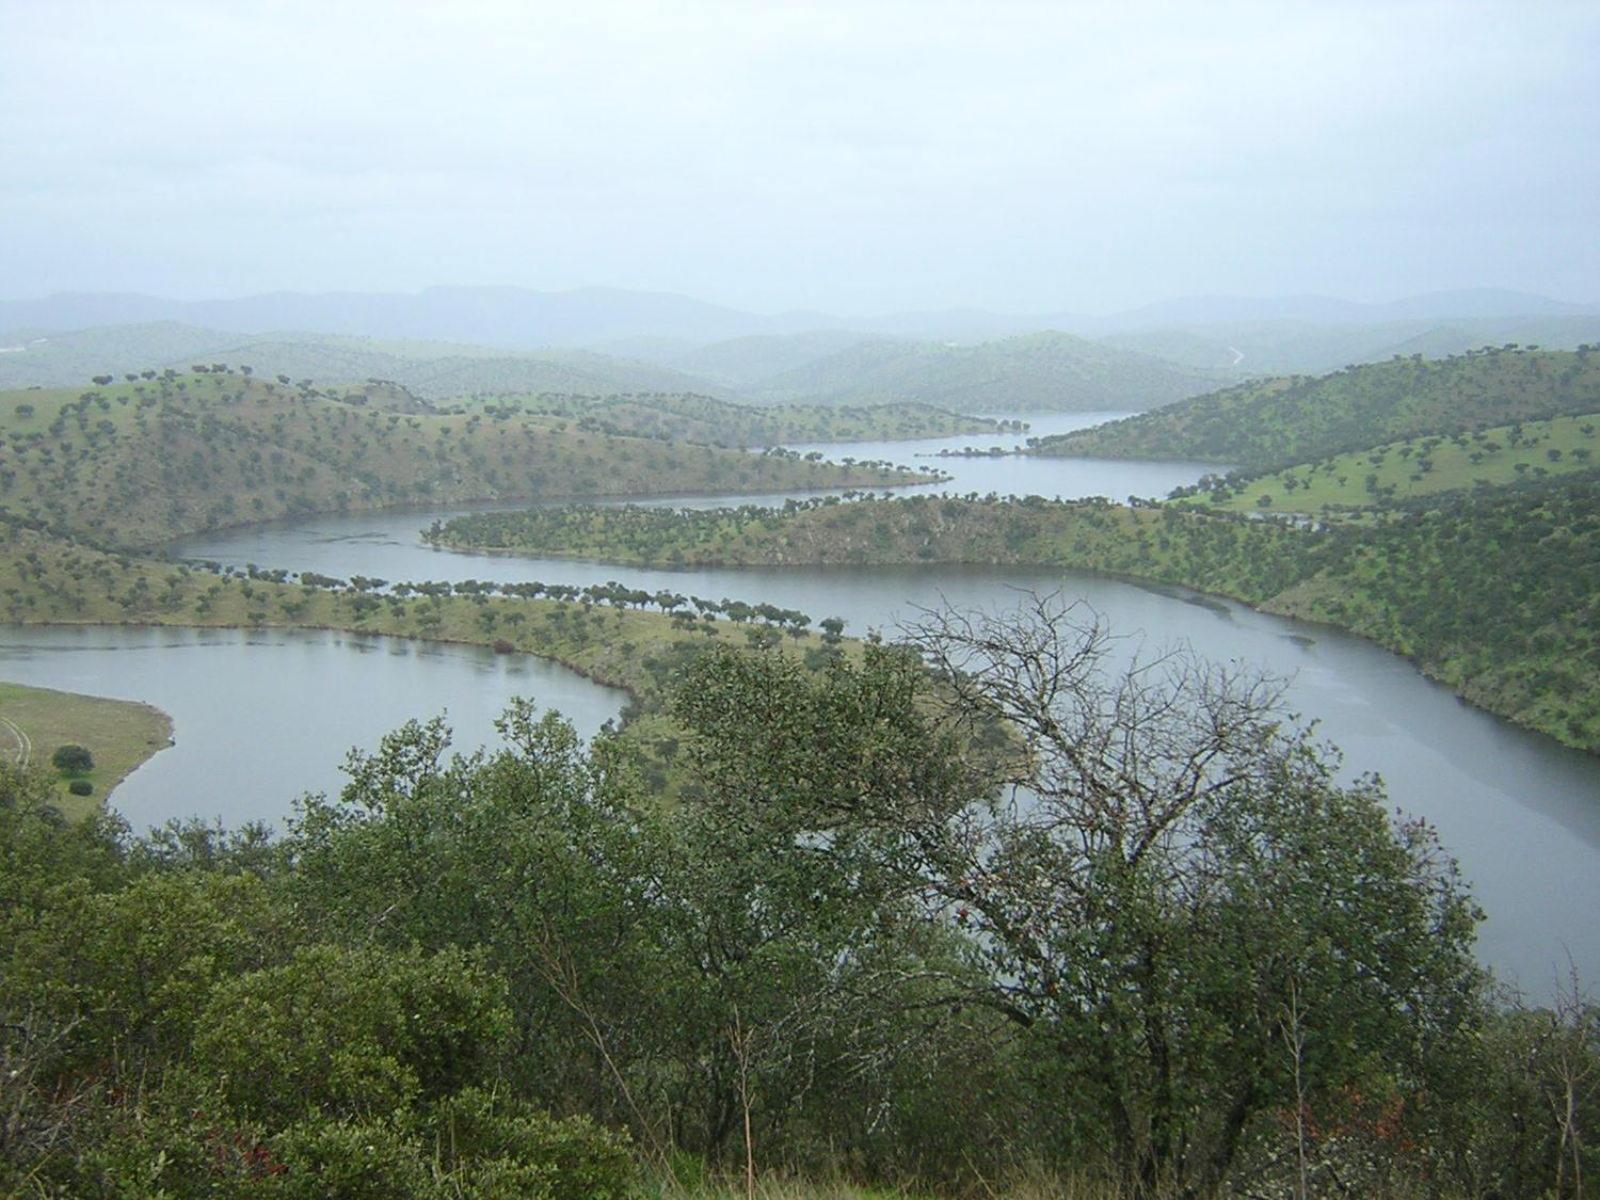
[51,744,93,773]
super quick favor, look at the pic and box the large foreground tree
[890,596,1485,1194]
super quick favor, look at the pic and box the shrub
[52,744,94,772]
[67,779,93,796]
[430,1088,635,1200]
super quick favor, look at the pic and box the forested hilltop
[1034,346,1600,469]
[0,368,928,550]
[430,481,1600,754]
[448,391,1019,445]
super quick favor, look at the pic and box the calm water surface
[0,626,622,831]
[5,416,1597,987]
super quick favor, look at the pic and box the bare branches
[902,590,1291,871]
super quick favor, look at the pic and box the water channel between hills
[1,411,1596,988]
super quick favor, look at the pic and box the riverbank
[0,679,172,818]
[424,491,1600,756]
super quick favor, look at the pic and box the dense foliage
[8,617,1590,1198]
[1035,347,1600,469]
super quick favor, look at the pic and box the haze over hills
[5,286,1598,412]
[4,285,1594,351]
[0,321,1221,412]
[1073,287,1600,332]
[0,323,729,399]
[1102,314,1600,373]
[729,331,1222,411]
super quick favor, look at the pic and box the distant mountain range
[0,322,1220,412]
[3,286,1596,410]
[3,285,1595,350]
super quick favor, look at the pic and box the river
[2,411,1595,988]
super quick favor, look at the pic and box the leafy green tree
[192,942,511,1125]
[51,743,93,772]
[898,597,1484,1191]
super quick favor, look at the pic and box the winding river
[1,410,1595,988]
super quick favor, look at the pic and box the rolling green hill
[450,392,1014,445]
[1034,346,1600,469]
[0,370,929,550]
[1188,411,1600,516]
[742,330,1222,411]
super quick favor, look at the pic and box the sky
[3,0,1597,313]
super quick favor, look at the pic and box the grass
[1202,411,1600,516]
[0,679,171,819]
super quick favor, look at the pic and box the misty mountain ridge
[4,285,1595,352]
[0,321,1219,412]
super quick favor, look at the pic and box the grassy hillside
[1035,347,1600,469]
[452,392,1015,445]
[1190,411,1600,515]
[0,680,171,817]
[1265,476,1600,748]
[428,484,1600,754]
[743,331,1221,411]
[0,370,929,550]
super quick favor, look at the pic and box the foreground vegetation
[1,346,1596,1197]
[429,482,1600,753]
[0,368,928,550]
[1034,346,1600,469]
[3,608,1594,1198]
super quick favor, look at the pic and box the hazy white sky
[3,0,1596,312]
